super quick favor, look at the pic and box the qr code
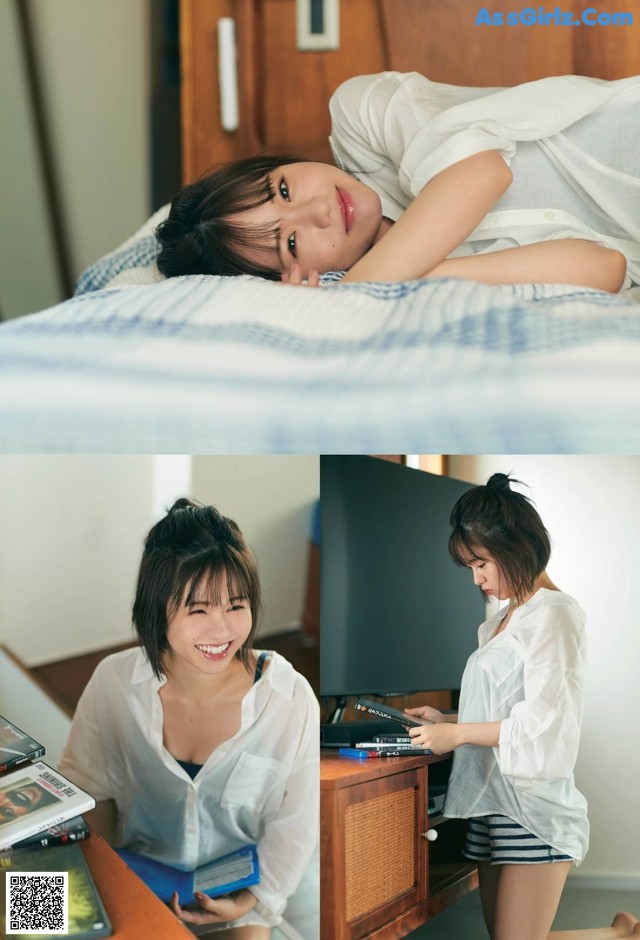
[5,871,68,934]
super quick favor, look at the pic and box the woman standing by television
[406,473,638,940]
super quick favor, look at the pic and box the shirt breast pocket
[220,752,286,815]
[478,636,524,713]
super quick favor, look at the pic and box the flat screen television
[320,456,486,698]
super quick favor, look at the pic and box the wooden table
[80,835,193,939]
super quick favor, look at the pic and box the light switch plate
[296,0,340,50]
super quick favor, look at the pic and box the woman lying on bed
[156,71,640,293]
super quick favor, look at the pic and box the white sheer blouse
[329,71,640,284]
[443,589,589,862]
[59,648,319,923]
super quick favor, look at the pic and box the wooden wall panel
[573,0,640,78]
[256,0,386,160]
[379,0,573,86]
[181,0,640,183]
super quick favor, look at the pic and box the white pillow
[74,205,169,294]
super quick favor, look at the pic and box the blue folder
[116,844,260,907]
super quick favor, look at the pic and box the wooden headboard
[180,0,640,183]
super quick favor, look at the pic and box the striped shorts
[463,815,574,865]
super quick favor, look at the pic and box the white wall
[0,456,318,666]
[191,456,320,639]
[449,455,640,884]
[0,0,151,318]
[28,0,151,280]
[0,1,64,318]
[0,456,155,663]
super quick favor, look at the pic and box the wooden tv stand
[321,751,478,940]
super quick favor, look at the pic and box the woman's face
[467,553,511,600]
[165,579,253,678]
[236,162,385,279]
[0,784,46,822]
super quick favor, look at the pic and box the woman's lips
[336,187,355,234]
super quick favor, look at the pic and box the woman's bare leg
[493,861,572,940]
[550,913,639,939]
[491,861,639,940]
[478,861,501,936]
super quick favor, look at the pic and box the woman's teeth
[197,642,230,654]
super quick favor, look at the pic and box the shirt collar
[130,649,164,687]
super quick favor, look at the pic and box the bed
[3,2,639,453]
[1,208,639,453]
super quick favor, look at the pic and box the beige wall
[0,0,150,318]
[191,456,320,640]
[448,455,640,884]
[0,1,63,317]
[0,456,155,662]
[0,455,318,665]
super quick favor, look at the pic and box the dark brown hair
[448,473,551,603]
[155,154,307,280]
[132,498,261,678]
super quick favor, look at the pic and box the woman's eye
[189,608,206,615]
[279,178,290,201]
[287,233,297,258]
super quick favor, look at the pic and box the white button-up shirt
[59,648,319,921]
[443,589,589,862]
[329,71,640,285]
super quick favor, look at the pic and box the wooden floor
[31,631,319,717]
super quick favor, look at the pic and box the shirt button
[544,210,556,221]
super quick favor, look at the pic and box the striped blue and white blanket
[1,216,639,453]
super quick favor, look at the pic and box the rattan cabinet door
[324,766,427,940]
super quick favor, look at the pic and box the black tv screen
[320,456,485,697]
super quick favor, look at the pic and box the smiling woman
[155,70,640,292]
[58,498,319,940]
[155,154,385,282]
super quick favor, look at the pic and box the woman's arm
[342,150,513,283]
[428,240,627,292]
[85,799,118,843]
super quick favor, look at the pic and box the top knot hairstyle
[448,473,551,603]
[132,498,261,678]
[155,154,307,280]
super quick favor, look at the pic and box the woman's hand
[281,262,320,287]
[169,887,257,926]
[404,705,445,724]
[408,722,462,755]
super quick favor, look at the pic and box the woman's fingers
[280,263,321,287]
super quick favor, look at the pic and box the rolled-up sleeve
[250,685,319,919]
[499,603,586,783]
